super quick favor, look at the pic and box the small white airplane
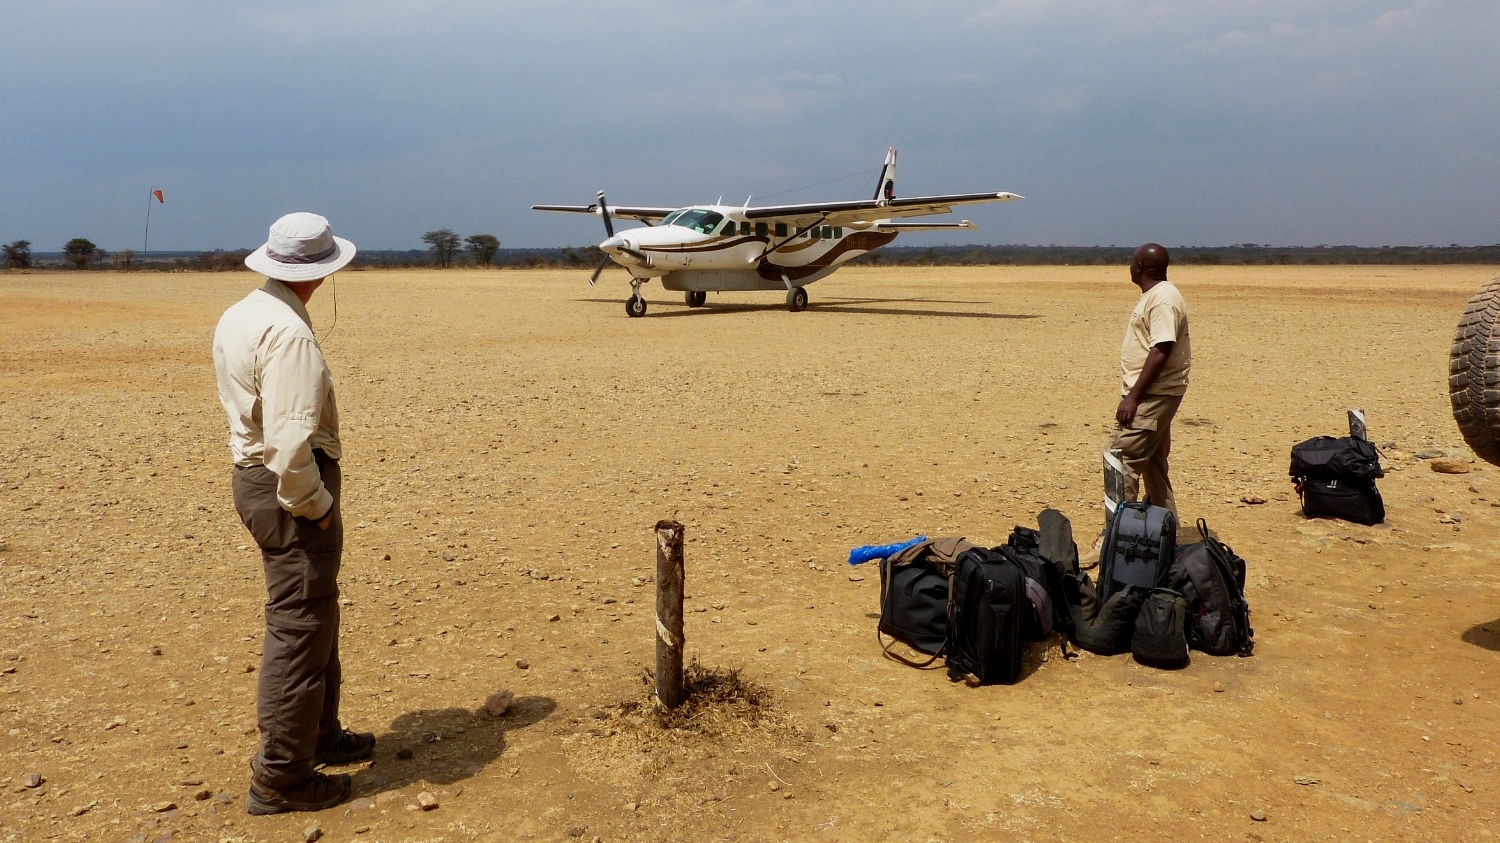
[533,148,1022,316]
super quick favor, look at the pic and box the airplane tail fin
[871,147,897,202]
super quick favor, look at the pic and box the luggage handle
[878,629,945,668]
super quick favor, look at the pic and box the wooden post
[653,519,685,709]
[1348,408,1368,442]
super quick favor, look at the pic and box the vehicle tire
[787,286,808,312]
[626,295,648,318]
[685,291,706,308]
[1450,274,1500,465]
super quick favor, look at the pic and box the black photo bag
[946,547,1026,685]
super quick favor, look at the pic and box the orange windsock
[153,189,164,203]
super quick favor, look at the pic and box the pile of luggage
[876,504,1253,685]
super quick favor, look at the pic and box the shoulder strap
[878,628,945,668]
[1037,508,1079,576]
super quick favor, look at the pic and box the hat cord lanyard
[317,274,338,345]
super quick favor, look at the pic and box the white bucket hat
[244,212,357,282]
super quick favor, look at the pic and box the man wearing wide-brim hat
[213,212,373,814]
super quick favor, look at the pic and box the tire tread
[1450,275,1500,465]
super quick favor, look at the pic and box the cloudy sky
[3,1,1497,252]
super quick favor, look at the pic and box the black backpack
[1168,519,1255,656]
[1131,589,1190,668]
[946,547,1026,685]
[1098,500,1178,603]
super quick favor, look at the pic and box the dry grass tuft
[643,660,777,734]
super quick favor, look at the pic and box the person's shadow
[1462,619,1500,652]
[349,695,556,797]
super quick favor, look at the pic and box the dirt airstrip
[2,265,1499,843]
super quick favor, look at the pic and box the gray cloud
[1,1,1496,251]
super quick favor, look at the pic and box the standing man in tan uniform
[214,212,374,815]
[1111,242,1191,517]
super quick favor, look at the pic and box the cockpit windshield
[664,209,724,234]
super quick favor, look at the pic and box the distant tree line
[852,244,1500,267]
[6,238,1499,272]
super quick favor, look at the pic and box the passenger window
[822,226,834,239]
[810,227,820,240]
[833,227,843,238]
[755,222,768,237]
[774,223,787,238]
[740,221,752,236]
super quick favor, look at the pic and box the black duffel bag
[1289,436,1383,481]
[877,537,973,667]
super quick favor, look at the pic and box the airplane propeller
[589,190,614,286]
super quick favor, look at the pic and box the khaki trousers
[231,456,344,789]
[1107,393,1184,518]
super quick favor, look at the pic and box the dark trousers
[231,457,344,788]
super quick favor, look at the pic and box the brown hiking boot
[245,771,352,815]
[315,728,377,765]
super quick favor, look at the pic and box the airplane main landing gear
[786,286,808,312]
[685,290,706,308]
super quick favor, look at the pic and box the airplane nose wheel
[685,291,707,308]
[786,286,808,312]
[626,294,648,318]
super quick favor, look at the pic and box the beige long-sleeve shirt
[213,280,341,519]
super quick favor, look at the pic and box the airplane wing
[531,203,675,223]
[743,192,1022,225]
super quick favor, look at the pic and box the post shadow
[1461,619,1500,652]
[350,695,556,797]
